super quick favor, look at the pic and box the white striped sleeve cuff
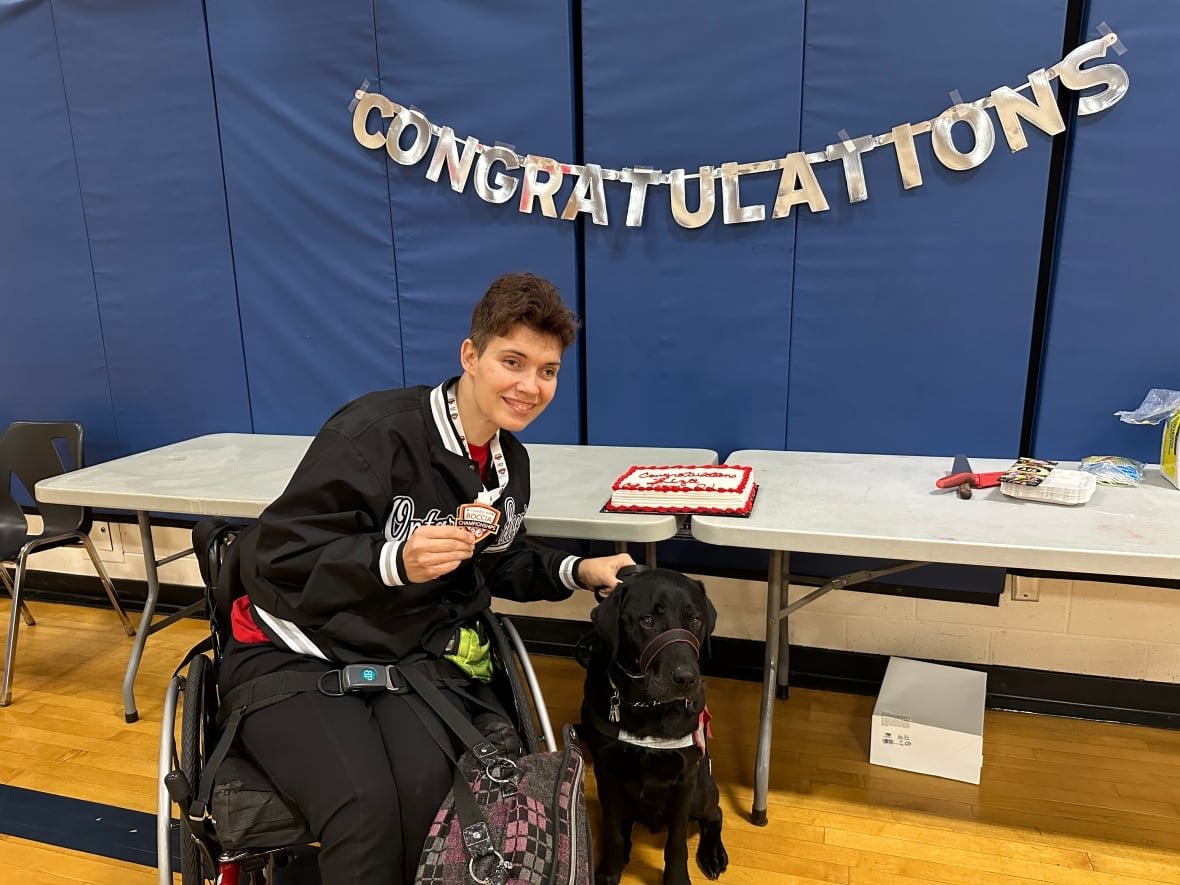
[252,605,330,661]
[379,539,408,587]
[560,556,582,592]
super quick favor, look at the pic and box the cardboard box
[870,657,987,784]
[1162,411,1180,489]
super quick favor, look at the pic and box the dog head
[590,568,717,705]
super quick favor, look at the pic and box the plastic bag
[1114,389,1180,425]
[1079,455,1145,487]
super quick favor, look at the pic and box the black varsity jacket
[239,379,583,664]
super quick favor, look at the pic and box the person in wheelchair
[218,272,633,885]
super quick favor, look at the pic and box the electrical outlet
[1009,580,1039,602]
[90,521,113,551]
[92,521,125,561]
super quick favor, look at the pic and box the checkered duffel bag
[417,728,591,885]
[398,666,592,885]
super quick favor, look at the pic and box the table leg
[123,511,159,723]
[752,549,786,826]
[614,540,659,568]
[776,553,790,700]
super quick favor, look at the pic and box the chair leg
[0,566,35,626]
[1,551,32,706]
[79,533,135,636]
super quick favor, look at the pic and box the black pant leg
[237,686,403,882]
[219,643,412,885]
[369,687,471,882]
[218,644,507,885]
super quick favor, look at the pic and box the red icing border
[604,482,758,516]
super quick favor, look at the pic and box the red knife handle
[936,472,974,489]
[937,470,1005,489]
[974,471,1005,488]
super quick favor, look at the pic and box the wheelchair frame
[157,520,557,885]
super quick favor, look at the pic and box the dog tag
[457,502,501,542]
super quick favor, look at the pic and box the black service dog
[579,567,727,885]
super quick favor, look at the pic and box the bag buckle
[463,821,509,885]
[486,759,520,787]
[468,853,508,885]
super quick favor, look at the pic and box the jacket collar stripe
[430,381,464,456]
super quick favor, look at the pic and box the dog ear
[693,578,717,657]
[590,585,626,658]
[693,578,717,635]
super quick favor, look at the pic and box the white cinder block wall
[24,520,1180,685]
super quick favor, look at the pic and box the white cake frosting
[606,465,756,514]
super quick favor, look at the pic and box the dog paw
[595,871,622,885]
[661,871,692,885]
[697,840,729,879]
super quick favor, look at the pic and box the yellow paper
[1162,412,1180,489]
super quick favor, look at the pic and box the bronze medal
[457,502,501,542]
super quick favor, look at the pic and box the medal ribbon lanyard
[446,383,509,506]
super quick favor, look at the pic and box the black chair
[0,421,135,706]
[161,518,557,884]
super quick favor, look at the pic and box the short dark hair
[469,273,580,353]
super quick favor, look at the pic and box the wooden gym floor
[1,600,1178,884]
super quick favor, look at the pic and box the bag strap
[395,664,505,768]
[171,637,214,680]
[396,668,512,885]
[402,692,460,764]
[399,687,497,871]
[451,765,509,885]
[215,669,329,726]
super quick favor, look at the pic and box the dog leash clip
[609,688,621,723]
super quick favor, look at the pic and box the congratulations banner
[352,33,1128,229]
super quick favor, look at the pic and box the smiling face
[456,324,563,444]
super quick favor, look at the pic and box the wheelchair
[158,519,558,884]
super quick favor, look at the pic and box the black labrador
[579,567,728,885]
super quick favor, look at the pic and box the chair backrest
[0,421,89,539]
[214,524,254,626]
[192,518,257,663]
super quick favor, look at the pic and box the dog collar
[611,694,664,715]
[607,678,691,721]
[592,681,712,753]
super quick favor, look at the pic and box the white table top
[691,450,1180,581]
[525,443,717,542]
[36,433,717,543]
[37,434,311,518]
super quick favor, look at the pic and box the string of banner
[350,30,1128,229]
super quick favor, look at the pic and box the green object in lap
[444,626,493,682]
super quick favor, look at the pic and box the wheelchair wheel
[180,653,218,885]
